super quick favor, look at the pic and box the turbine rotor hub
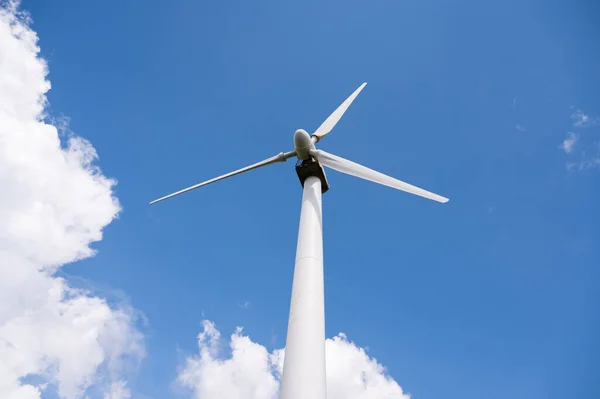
[293,129,316,160]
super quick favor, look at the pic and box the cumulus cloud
[177,320,410,399]
[560,132,578,153]
[0,2,144,398]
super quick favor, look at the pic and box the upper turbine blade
[149,150,296,205]
[312,82,367,142]
[309,149,449,203]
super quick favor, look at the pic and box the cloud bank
[177,320,410,399]
[0,2,143,398]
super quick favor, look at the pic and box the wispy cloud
[561,107,600,170]
[560,132,578,153]
[237,300,251,309]
[570,109,598,128]
[515,124,526,132]
[567,158,600,171]
[566,143,600,171]
[104,381,132,399]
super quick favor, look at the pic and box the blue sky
[11,0,600,397]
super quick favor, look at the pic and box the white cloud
[567,158,600,171]
[0,2,144,398]
[515,124,526,132]
[570,109,598,128]
[560,109,600,170]
[566,142,600,171]
[177,320,410,399]
[560,132,578,153]
[103,381,131,399]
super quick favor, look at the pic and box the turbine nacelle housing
[295,157,330,194]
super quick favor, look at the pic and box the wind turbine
[149,83,448,399]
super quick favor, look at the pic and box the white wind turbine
[149,83,449,399]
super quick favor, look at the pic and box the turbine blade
[149,150,296,205]
[312,82,367,141]
[309,149,449,203]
